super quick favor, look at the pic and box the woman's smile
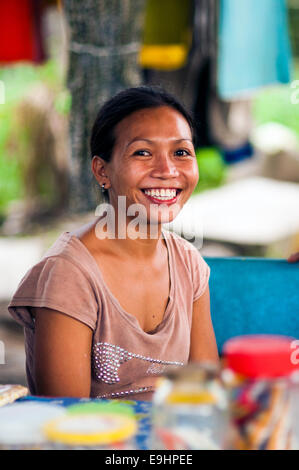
[141,187,182,205]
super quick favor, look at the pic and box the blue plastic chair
[205,257,299,353]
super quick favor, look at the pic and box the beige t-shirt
[8,230,210,401]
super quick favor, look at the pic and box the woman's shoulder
[43,230,97,273]
[163,229,202,258]
[12,231,98,298]
[163,229,209,282]
[43,231,75,259]
[8,230,99,331]
[163,230,210,302]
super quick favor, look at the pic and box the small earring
[101,184,106,193]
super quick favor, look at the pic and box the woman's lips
[141,189,181,205]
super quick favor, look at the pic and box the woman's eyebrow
[126,137,193,147]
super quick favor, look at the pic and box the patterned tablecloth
[17,395,153,450]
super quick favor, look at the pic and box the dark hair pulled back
[90,85,196,162]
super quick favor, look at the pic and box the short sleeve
[181,241,210,302]
[8,256,99,331]
[191,249,210,301]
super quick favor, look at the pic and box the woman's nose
[150,154,179,178]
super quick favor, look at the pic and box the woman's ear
[91,156,111,189]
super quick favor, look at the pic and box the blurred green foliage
[0,97,23,214]
[252,60,299,136]
[0,59,62,103]
[194,147,227,193]
[0,59,70,217]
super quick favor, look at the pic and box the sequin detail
[97,386,153,399]
[93,342,183,384]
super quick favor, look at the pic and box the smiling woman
[92,103,198,231]
[8,86,219,401]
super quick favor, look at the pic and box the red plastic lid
[223,335,299,378]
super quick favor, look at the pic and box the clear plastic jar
[222,335,299,450]
[150,363,231,450]
[289,371,299,449]
[0,402,66,450]
[43,402,138,450]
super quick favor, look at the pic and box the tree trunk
[63,0,145,213]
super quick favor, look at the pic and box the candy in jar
[150,363,231,450]
[222,334,299,450]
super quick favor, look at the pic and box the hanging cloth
[0,0,46,65]
[141,0,218,148]
[217,0,292,100]
[139,0,193,70]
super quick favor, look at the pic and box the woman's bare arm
[32,307,93,397]
[188,285,219,364]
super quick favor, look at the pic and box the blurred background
[0,0,299,385]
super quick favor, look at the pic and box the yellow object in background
[139,45,189,71]
[139,0,192,70]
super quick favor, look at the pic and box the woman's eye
[175,149,191,157]
[133,150,151,156]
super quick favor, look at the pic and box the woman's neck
[92,213,165,260]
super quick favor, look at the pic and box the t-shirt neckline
[63,229,175,336]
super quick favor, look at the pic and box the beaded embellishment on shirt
[97,386,154,399]
[93,342,183,384]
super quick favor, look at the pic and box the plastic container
[0,384,28,406]
[289,371,299,449]
[0,402,66,450]
[150,363,231,450]
[43,402,138,450]
[222,334,299,450]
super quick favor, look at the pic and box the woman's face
[102,105,199,225]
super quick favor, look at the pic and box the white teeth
[144,188,177,200]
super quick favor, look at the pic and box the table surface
[18,395,153,450]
